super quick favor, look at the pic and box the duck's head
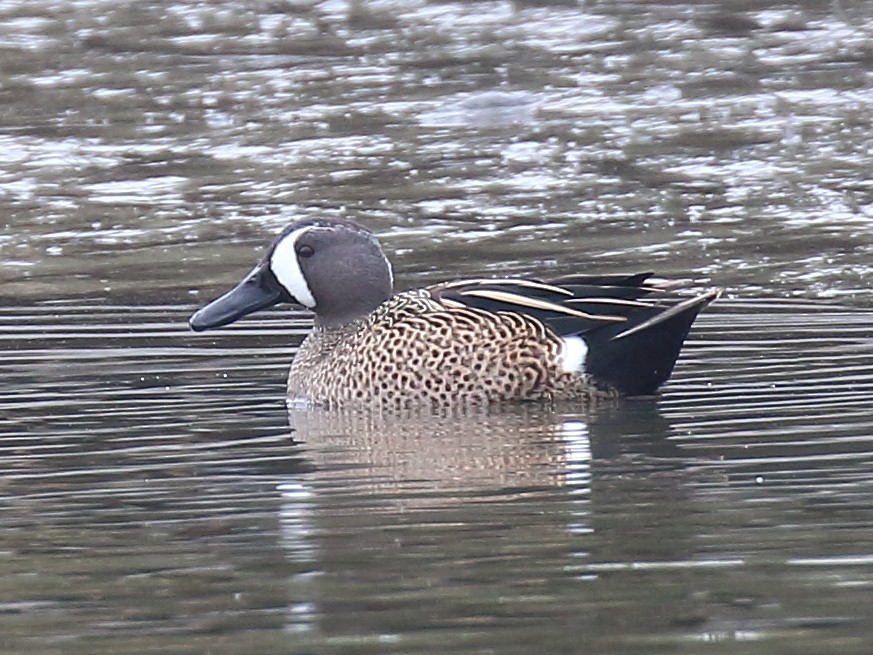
[189,218,393,331]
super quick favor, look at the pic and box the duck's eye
[297,244,315,258]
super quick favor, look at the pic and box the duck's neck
[312,296,388,330]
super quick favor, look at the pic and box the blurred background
[2,0,873,304]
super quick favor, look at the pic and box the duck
[189,218,718,408]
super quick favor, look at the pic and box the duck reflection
[287,403,601,505]
[277,401,696,639]
[280,400,684,566]
[286,400,677,503]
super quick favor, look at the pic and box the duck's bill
[189,264,286,332]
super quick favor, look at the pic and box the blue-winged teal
[190,218,717,408]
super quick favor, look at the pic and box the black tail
[584,291,718,396]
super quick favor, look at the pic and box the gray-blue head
[190,218,393,331]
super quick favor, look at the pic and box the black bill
[189,262,288,332]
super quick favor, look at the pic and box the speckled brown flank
[287,290,616,409]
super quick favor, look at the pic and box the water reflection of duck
[190,218,717,408]
[285,400,678,510]
[288,405,595,504]
[288,399,681,500]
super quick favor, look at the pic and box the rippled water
[3,0,873,653]
[4,301,873,653]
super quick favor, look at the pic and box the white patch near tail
[270,227,317,308]
[559,336,588,373]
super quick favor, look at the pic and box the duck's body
[190,218,717,409]
[287,288,608,406]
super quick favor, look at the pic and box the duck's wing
[428,273,662,335]
[429,274,719,395]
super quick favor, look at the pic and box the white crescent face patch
[269,227,317,308]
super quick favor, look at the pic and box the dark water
[4,301,873,654]
[3,1,873,653]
